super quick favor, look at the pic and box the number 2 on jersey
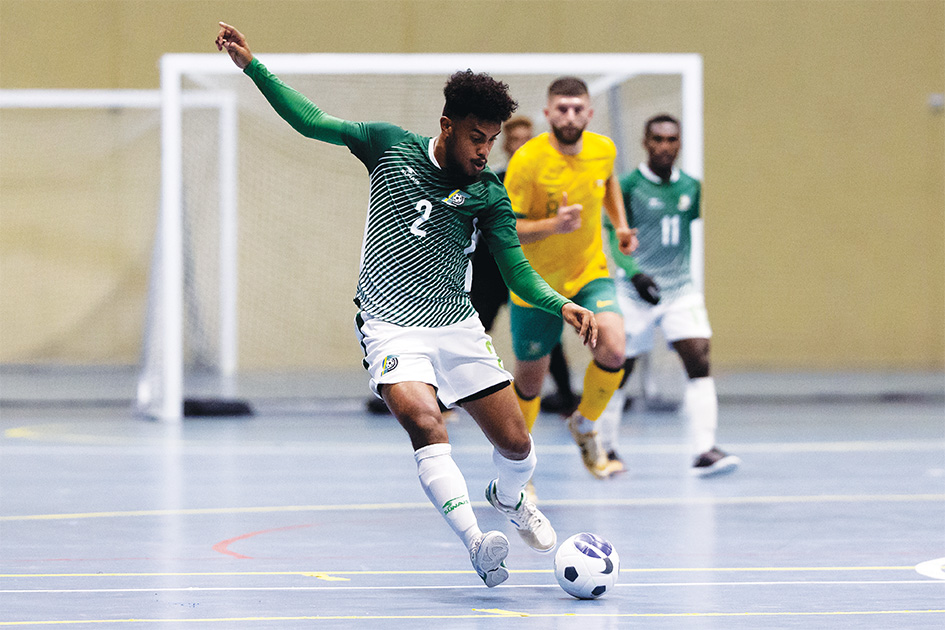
[410,199,433,237]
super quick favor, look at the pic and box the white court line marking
[0,566,918,578]
[2,493,942,521]
[1,609,943,625]
[916,557,945,580]
[3,424,943,455]
[1,580,942,594]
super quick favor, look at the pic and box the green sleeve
[493,246,570,316]
[243,58,411,171]
[244,57,355,146]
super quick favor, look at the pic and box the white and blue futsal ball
[553,532,619,599]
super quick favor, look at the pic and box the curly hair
[442,70,518,124]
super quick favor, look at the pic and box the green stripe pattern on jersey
[355,131,517,326]
[243,58,557,327]
[608,166,702,303]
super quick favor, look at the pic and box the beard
[443,145,482,187]
[551,123,584,147]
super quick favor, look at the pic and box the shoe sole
[603,461,627,476]
[691,455,741,478]
[476,531,510,587]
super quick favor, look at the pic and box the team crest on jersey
[381,355,399,375]
[648,198,664,209]
[678,194,692,211]
[442,189,470,207]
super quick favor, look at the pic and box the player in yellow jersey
[504,77,636,481]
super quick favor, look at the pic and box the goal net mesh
[142,60,694,414]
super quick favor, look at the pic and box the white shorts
[616,282,712,358]
[354,312,514,408]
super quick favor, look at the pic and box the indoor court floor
[1,371,944,628]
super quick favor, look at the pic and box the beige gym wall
[1,0,942,370]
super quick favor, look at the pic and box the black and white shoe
[691,447,740,478]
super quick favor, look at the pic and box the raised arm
[216,22,253,69]
[215,22,352,146]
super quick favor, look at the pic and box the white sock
[596,386,625,454]
[414,443,481,548]
[684,376,718,455]
[491,436,537,507]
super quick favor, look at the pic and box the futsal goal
[144,53,704,421]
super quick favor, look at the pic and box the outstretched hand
[215,22,253,69]
[561,302,598,348]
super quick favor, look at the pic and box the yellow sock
[576,361,625,421]
[515,386,541,433]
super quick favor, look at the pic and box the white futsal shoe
[486,479,557,553]
[469,530,510,587]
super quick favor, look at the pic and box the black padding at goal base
[183,398,254,417]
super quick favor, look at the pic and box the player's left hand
[616,227,638,255]
[631,272,661,305]
[561,302,598,348]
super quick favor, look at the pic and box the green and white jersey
[349,126,519,326]
[607,163,702,302]
[243,58,556,328]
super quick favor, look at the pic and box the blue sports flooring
[1,371,944,629]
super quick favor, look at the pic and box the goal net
[144,53,703,420]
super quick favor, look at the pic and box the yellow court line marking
[0,610,944,625]
[473,608,531,617]
[3,580,939,595]
[0,566,917,579]
[3,493,943,522]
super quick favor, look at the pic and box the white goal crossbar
[152,52,703,421]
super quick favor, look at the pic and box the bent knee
[497,429,533,460]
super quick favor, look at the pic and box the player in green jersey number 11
[217,22,599,586]
[600,114,740,478]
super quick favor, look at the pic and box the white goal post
[0,89,238,412]
[153,53,704,422]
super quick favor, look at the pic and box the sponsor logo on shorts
[443,495,469,514]
[485,341,504,369]
[442,189,470,207]
[381,355,399,375]
[596,299,614,308]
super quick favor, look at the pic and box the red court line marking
[212,524,315,559]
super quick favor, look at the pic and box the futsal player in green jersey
[600,114,740,477]
[217,23,600,587]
